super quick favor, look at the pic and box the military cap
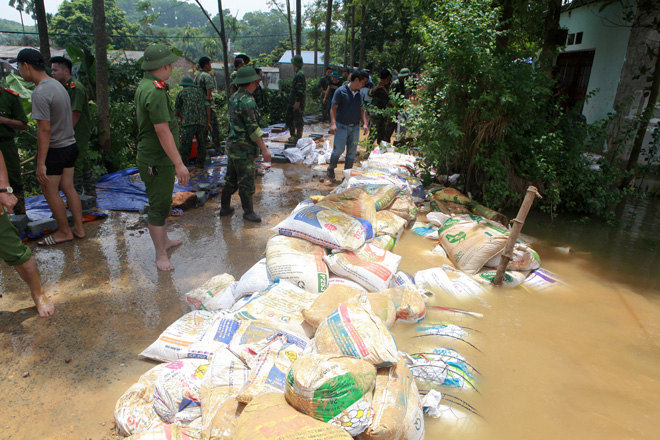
[291,55,304,68]
[180,77,195,87]
[141,44,178,70]
[232,66,261,85]
[398,68,411,78]
[235,53,250,64]
[331,71,339,78]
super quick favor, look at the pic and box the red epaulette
[4,88,19,96]
[154,80,167,89]
[68,81,76,89]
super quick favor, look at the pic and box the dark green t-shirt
[135,72,180,166]
[0,88,28,140]
[64,79,92,147]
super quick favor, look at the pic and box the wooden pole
[493,186,542,287]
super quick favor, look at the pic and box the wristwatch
[0,186,13,194]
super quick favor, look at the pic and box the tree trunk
[33,0,50,65]
[286,0,294,53]
[217,0,231,94]
[92,0,111,154]
[296,0,302,56]
[541,0,562,70]
[496,0,514,50]
[359,4,365,69]
[18,10,27,46]
[621,44,660,188]
[343,1,349,70]
[349,3,355,70]
[324,0,332,71]
[314,23,318,77]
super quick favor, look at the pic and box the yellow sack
[233,393,353,440]
[317,188,377,227]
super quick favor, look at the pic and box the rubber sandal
[38,235,72,246]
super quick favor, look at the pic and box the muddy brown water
[1,164,659,440]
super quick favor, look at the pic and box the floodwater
[1,163,659,439]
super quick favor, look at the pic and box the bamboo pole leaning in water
[493,186,542,287]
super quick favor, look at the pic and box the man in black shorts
[14,49,85,245]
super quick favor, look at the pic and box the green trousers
[0,140,23,196]
[0,212,31,266]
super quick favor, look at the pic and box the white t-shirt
[31,78,76,148]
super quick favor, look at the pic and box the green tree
[50,0,139,50]
[234,10,290,58]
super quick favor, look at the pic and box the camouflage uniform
[223,88,264,199]
[194,71,221,150]
[175,84,209,167]
[285,69,306,140]
[317,75,329,121]
[368,84,395,145]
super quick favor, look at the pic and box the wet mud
[1,163,660,439]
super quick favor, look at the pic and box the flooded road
[1,164,659,440]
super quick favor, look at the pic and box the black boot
[219,190,235,216]
[240,195,261,222]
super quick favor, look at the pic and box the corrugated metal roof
[278,50,325,65]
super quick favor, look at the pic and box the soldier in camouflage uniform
[368,68,395,145]
[285,55,306,142]
[194,57,221,152]
[220,67,272,223]
[175,77,211,167]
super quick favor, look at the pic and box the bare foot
[72,226,86,239]
[165,239,183,250]
[32,290,55,318]
[51,231,74,242]
[156,254,175,271]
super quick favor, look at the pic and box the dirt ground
[0,162,336,440]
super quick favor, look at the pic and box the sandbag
[186,313,241,360]
[385,192,418,222]
[233,258,272,299]
[140,310,217,363]
[472,268,530,287]
[285,353,376,436]
[125,422,201,440]
[382,286,427,323]
[200,397,245,440]
[415,265,484,299]
[324,243,402,293]
[469,201,508,226]
[200,348,251,439]
[438,216,508,274]
[237,335,303,403]
[115,364,167,436]
[328,276,368,293]
[185,274,237,311]
[358,361,425,440]
[429,187,471,205]
[375,210,407,239]
[234,392,353,440]
[317,188,377,226]
[485,243,541,271]
[430,199,472,216]
[235,279,320,338]
[227,319,310,366]
[266,235,329,294]
[521,268,565,292]
[369,235,397,251]
[410,221,439,240]
[302,284,396,329]
[313,301,401,367]
[273,205,374,251]
[390,270,415,288]
[153,359,209,425]
[403,349,477,391]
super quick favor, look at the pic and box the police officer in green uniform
[175,76,211,168]
[219,67,272,223]
[136,44,190,271]
[0,150,53,317]
[285,55,306,142]
[0,86,28,214]
[194,57,221,153]
[50,56,95,196]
